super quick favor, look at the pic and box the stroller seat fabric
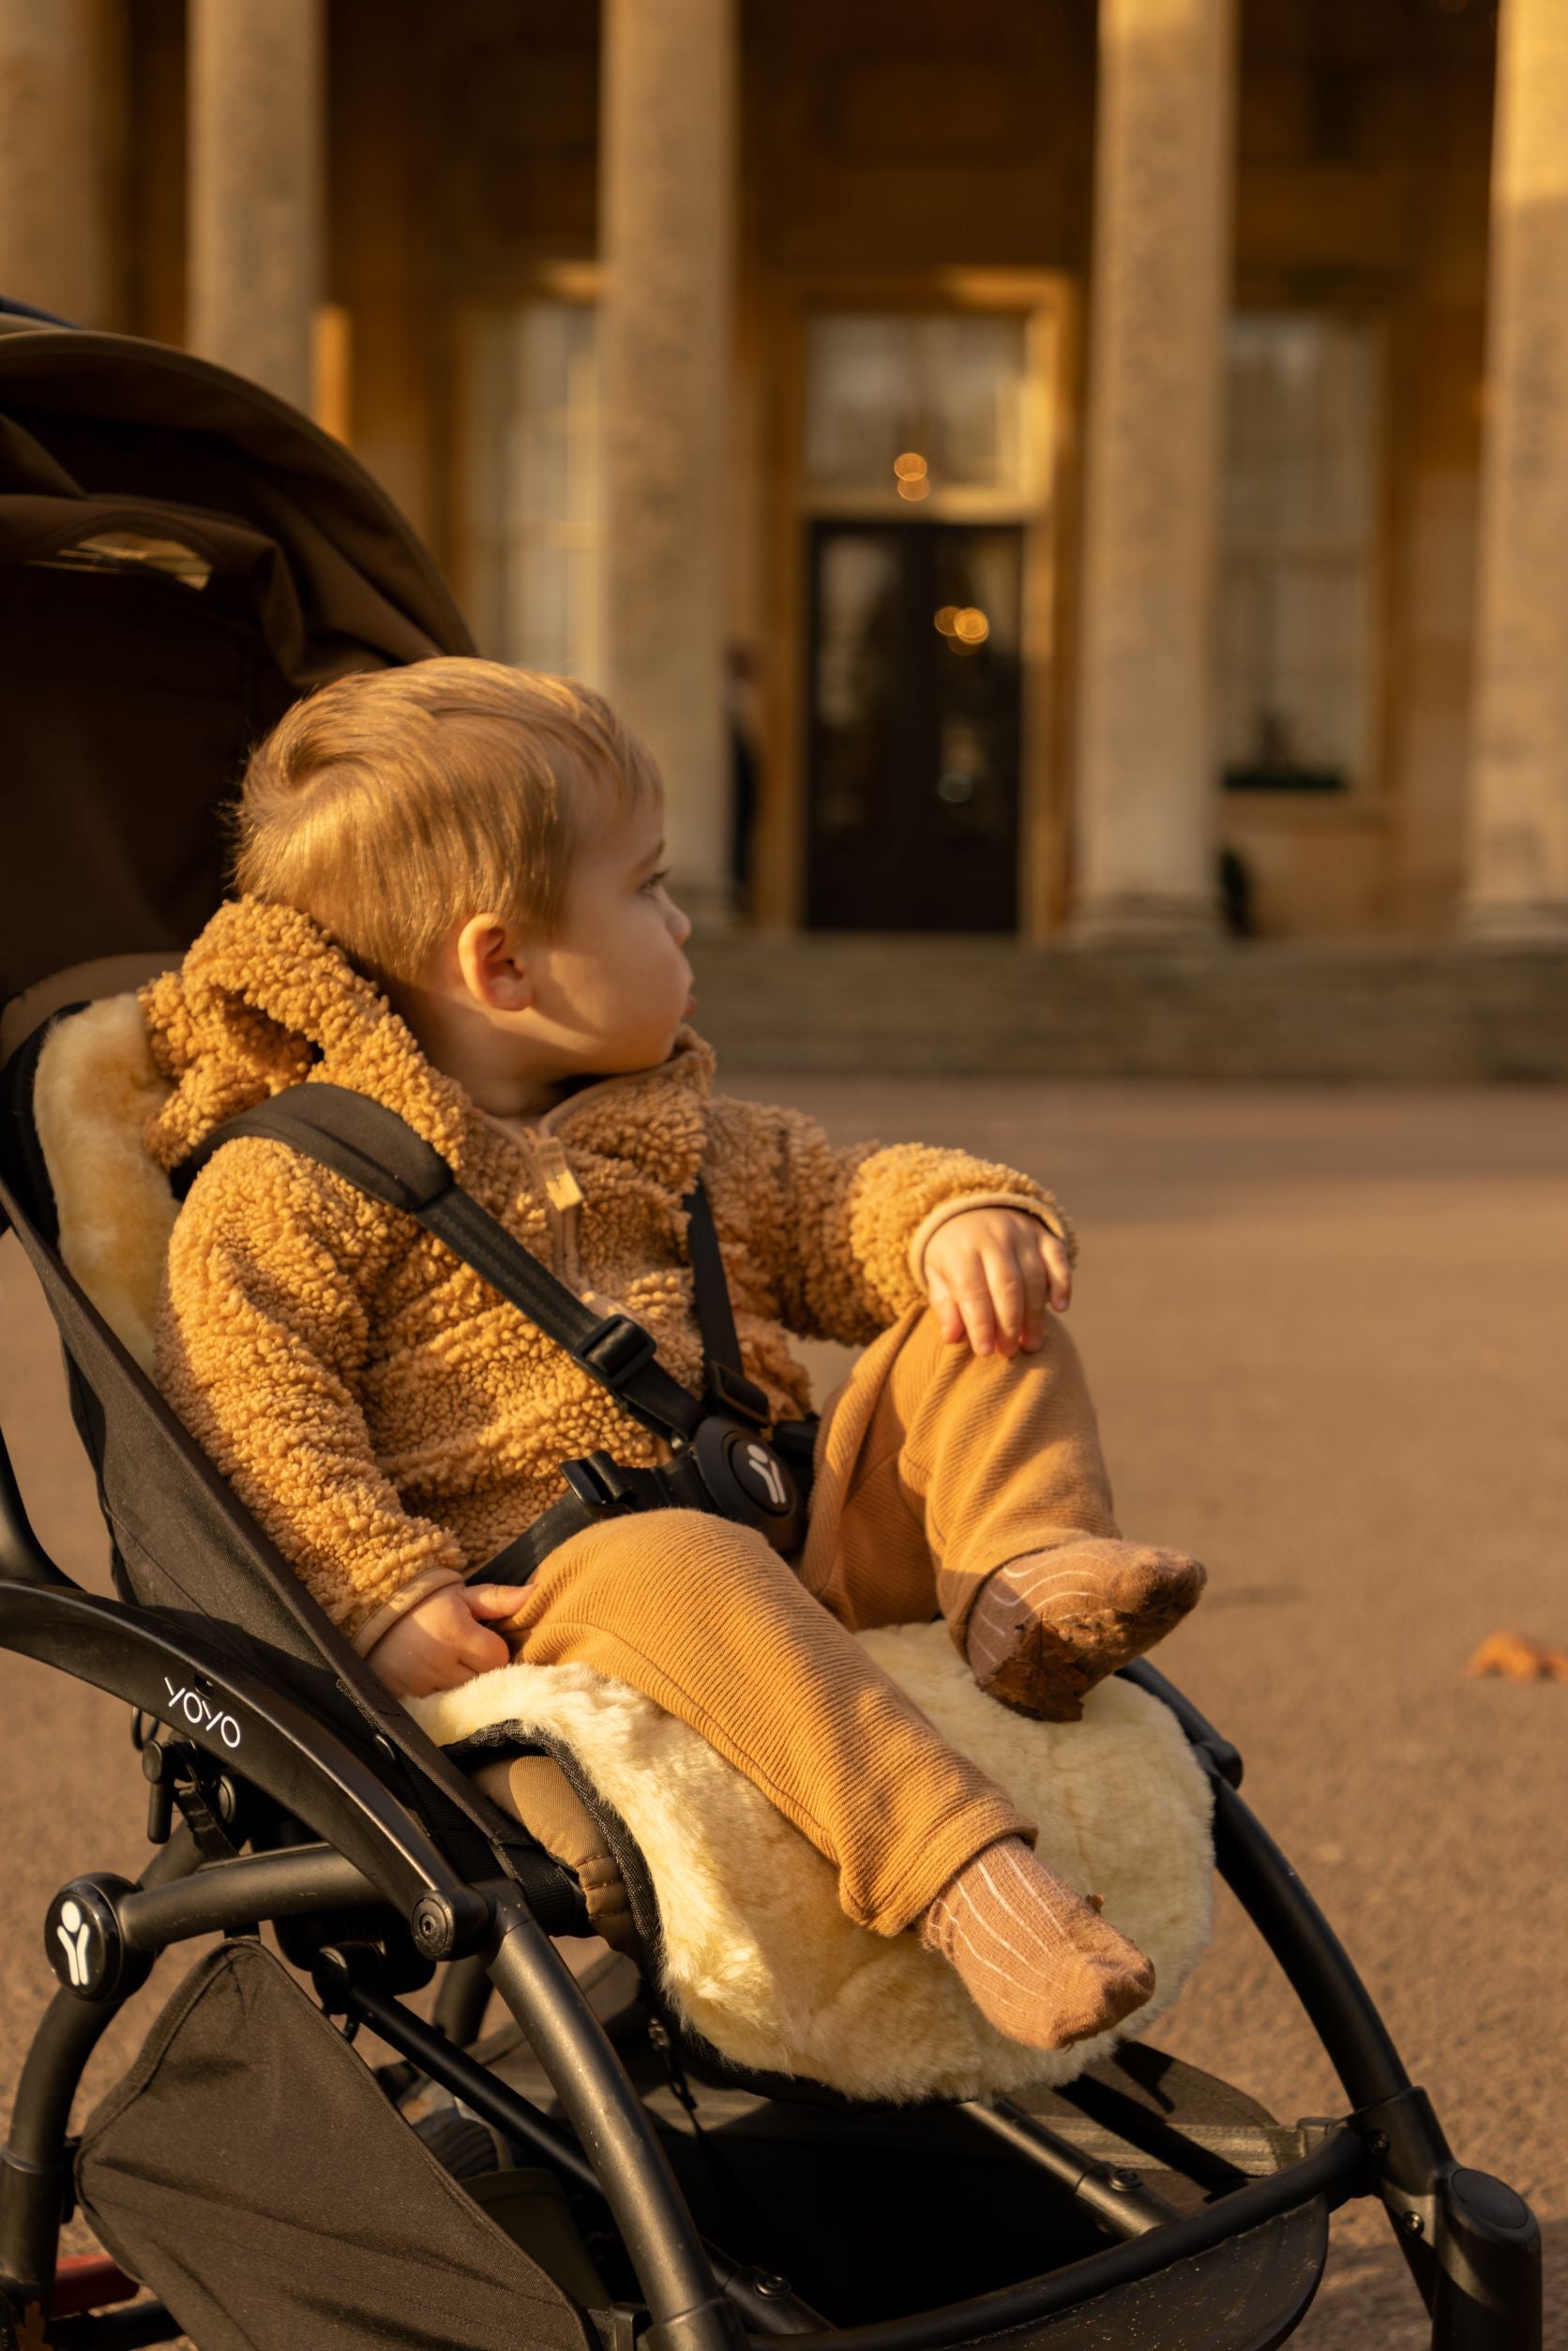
[35,988,1214,2102]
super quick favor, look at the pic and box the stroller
[0,302,1543,2351]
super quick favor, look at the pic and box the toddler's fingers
[427,1657,484,1694]
[926,1268,966,1345]
[1038,1228,1072,1312]
[1018,1243,1050,1349]
[982,1244,1026,1356]
[950,1266,998,1356]
[403,1643,485,1697]
[457,1620,511,1676]
[465,1583,533,1620]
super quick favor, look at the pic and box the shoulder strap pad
[172,1083,452,1213]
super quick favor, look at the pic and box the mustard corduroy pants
[503,1303,1120,1936]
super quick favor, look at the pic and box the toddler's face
[527,795,696,1074]
[391,787,697,1108]
[408,791,695,1099]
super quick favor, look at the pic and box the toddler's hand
[924,1208,1071,1359]
[367,1581,530,1699]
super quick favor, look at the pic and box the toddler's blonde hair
[230,657,659,982]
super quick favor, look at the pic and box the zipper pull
[534,1134,584,1214]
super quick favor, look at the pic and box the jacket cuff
[352,1566,468,1659]
[906,1190,1075,1295]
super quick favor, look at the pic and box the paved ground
[1,1079,1563,2345]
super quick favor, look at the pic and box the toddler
[140,659,1204,2056]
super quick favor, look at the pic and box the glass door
[796,304,1045,931]
[807,521,1023,930]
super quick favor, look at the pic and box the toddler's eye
[641,867,671,896]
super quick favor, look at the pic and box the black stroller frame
[0,306,1543,2351]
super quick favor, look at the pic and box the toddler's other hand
[367,1580,530,1698]
[924,1208,1071,1359]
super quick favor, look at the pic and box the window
[804,311,1035,505]
[1219,315,1380,792]
[459,301,602,682]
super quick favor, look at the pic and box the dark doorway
[804,520,1023,931]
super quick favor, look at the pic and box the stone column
[188,0,324,411]
[1463,0,1568,942]
[0,0,122,326]
[1070,0,1237,942]
[598,0,736,925]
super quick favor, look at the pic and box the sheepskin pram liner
[421,1643,1213,2102]
[37,994,1214,2102]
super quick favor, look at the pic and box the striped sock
[919,1835,1154,2051]
[964,1538,1205,1722]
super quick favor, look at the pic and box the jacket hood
[138,895,716,1194]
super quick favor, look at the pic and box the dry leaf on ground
[1465,1629,1568,1681]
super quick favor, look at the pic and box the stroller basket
[73,1941,596,2351]
[0,307,1544,2351]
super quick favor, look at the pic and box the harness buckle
[572,1314,657,1392]
[691,1419,807,1555]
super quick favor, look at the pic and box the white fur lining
[36,995,1215,2102]
[33,994,177,1374]
[415,1630,1214,2104]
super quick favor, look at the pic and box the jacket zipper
[515,1129,585,1288]
[501,1055,691,1306]
[501,1080,690,1455]
[518,1061,675,1291]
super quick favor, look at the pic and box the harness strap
[477,1452,709,1586]
[172,1085,706,1449]
[683,1181,772,1427]
[171,1081,816,1575]
[683,1183,822,1484]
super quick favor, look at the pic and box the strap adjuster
[705,1363,771,1428]
[561,1451,641,1514]
[572,1313,656,1391]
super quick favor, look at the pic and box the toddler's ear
[455,914,535,1012]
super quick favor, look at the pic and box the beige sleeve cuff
[352,1565,468,1659]
[906,1190,1072,1294]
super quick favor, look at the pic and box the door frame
[753,267,1078,939]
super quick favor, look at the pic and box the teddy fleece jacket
[138,897,1074,1654]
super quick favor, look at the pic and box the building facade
[5,0,1565,950]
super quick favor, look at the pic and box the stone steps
[686,935,1568,1082]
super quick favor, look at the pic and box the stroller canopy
[0,310,475,1008]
